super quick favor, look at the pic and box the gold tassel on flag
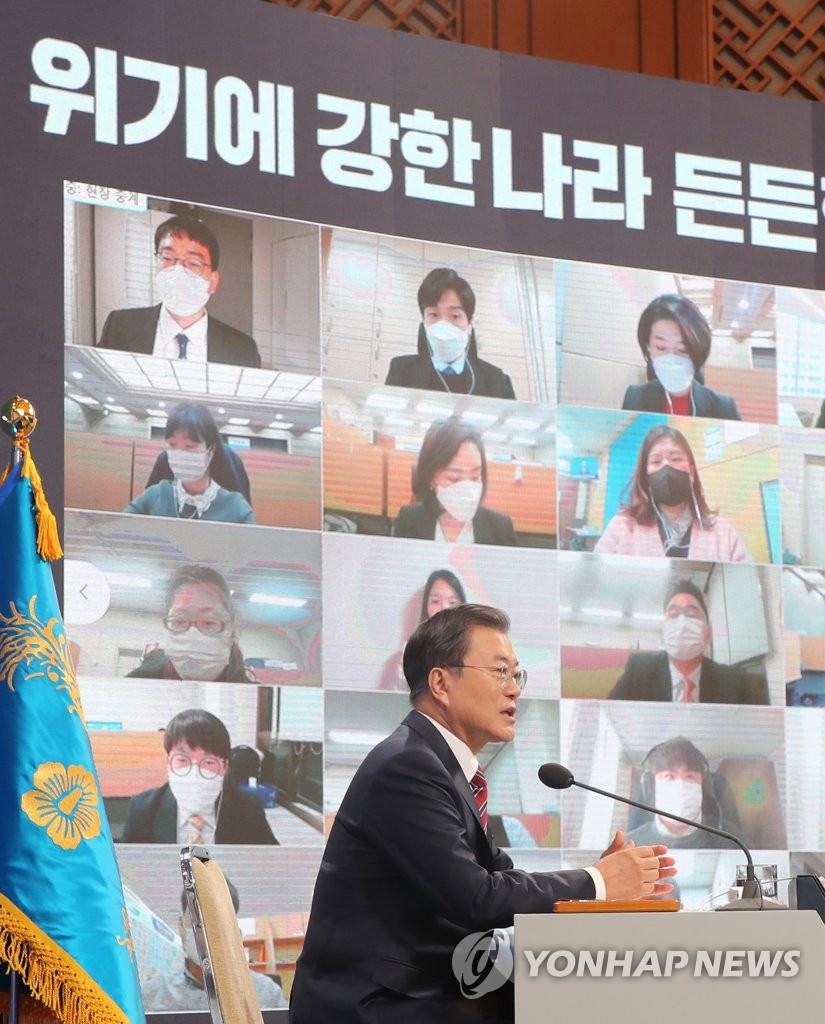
[0,396,62,561]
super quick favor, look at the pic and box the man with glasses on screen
[608,579,767,704]
[290,605,675,1023]
[120,708,277,845]
[96,213,261,367]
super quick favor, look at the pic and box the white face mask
[651,353,695,396]
[654,777,703,832]
[424,320,470,371]
[435,479,483,523]
[156,264,212,318]
[167,447,213,483]
[167,770,225,818]
[165,628,232,681]
[662,614,707,662]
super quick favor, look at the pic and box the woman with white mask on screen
[393,418,517,546]
[128,564,252,682]
[126,401,254,524]
[622,294,740,420]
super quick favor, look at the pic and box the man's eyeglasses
[155,252,211,275]
[446,664,528,691]
[167,753,225,780]
[163,615,230,637]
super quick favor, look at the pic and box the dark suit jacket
[394,503,518,547]
[289,712,594,1023]
[386,354,515,399]
[97,304,261,368]
[120,782,277,844]
[622,379,740,420]
[608,651,767,704]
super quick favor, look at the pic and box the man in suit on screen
[290,604,675,1023]
[96,213,261,367]
[608,579,768,704]
[121,708,276,845]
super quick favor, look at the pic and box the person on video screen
[382,569,469,690]
[290,605,674,1023]
[594,424,750,561]
[384,267,515,398]
[121,708,277,844]
[127,565,252,682]
[394,418,517,546]
[142,877,287,1011]
[622,294,740,420]
[609,579,767,704]
[125,402,254,524]
[626,737,742,849]
[97,214,261,367]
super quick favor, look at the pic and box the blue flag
[0,457,145,1024]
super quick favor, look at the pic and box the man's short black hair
[163,708,231,761]
[417,267,476,320]
[664,578,708,621]
[642,736,708,776]
[154,214,220,270]
[403,604,510,703]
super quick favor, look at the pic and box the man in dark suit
[609,580,768,704]
[290,605,675,1023]
[120,708,277,845]
[96,214,261,368]
[385,267,515,399]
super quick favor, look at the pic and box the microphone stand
[568,776,785,911]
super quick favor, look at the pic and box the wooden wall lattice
[264,0,825,98]
[268,0,459,38]
[712,0,825,99]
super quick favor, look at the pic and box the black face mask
[648,464,693,507]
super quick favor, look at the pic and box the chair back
[180,845,264,1024]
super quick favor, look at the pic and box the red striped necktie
[470,767,488,830]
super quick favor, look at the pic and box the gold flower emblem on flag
[0,594,84,720]
[21,763,102,850]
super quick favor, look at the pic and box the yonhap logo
[452,929,514,998]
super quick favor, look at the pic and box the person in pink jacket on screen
[594,424,751,562]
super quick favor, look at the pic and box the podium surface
[515,910,824,1024]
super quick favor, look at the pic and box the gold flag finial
[1,395,38,442]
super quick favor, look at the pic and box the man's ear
[208,269,220,296]
[427,666,450,706]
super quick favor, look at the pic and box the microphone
[538,762,784,911]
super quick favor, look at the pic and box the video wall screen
[7,1,825,1015]
[60,184,825,1011]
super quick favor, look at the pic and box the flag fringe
[0,896,130,1024]
[0,439,63,561]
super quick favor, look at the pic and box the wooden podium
[514,909,825,1023]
